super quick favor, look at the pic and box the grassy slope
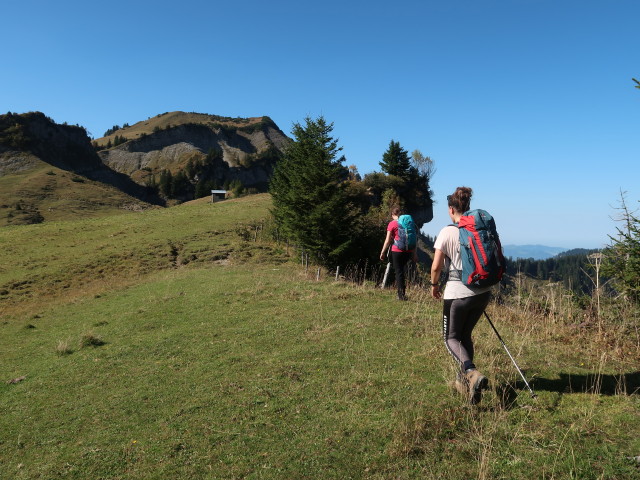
[1,194,638,479]
[0,160,153,227]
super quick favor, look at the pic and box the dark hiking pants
[442,291,491,371]
[391,250,412,300]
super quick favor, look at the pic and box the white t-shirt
[434,225,492,300]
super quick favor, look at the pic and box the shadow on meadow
[530,371,640,396]
[487,371,640,411]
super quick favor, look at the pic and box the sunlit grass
[1,194,638,479]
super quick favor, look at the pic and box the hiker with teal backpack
[380,206,418,301]
[430,187,506,405]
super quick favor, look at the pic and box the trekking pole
[380,248,392,289]
[483,311,537,399]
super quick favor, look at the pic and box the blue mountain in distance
[502,244,568,260]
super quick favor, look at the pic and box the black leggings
[442,292,491,372]
[391,251,412,299]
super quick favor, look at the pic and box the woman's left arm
[430,248,446,298]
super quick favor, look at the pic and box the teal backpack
[394,214,417,251]
[456,209,506,287]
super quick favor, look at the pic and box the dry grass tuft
[55,339,73,356]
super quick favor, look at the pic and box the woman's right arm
[380,230,393,261]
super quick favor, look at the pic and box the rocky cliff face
[0,112,158,203]
[0,112,163,226]
[0,112,100,173]
[96,113,291,191]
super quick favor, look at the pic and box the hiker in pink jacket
[380,206,418,301]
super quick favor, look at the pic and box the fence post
[335,266,340,281]
[316,267,321,281]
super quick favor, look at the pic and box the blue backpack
[456,209,506,287]
[394,214,417,251]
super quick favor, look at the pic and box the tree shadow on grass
[531,371,640,396]
[492,371,640,411]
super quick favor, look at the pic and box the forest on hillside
[505,249,602,296]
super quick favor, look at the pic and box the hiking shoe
[465,369,488,405]
[453,372,468,397]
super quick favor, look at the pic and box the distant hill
[94,111,291,199]
[0,111,292,226]
[0,112,160,226]
[505,247,602,295]
[503,244,568,260]
[557,248,598,258]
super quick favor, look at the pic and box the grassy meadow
[1,194,638,479]
[0,160,153,227]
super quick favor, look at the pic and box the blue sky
[3,0,638,248]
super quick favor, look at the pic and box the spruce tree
[158,169,173,197]
[602,194,640,301]
[195,180,207,199]
[270,116,355,266]
[171,171,191,198]
[379,140,412,179]
[375,141,433,225]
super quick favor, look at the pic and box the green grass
[0,160,153,227]
[1,194,639,479]
[0,194,276,312]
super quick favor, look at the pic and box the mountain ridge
[93,111,280,146]
[502,244,569,260]
[94,111,291,197]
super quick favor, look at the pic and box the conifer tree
[195,180,207,199]
[171,171,191,198]
[270,116,355,266]
[158,169,173,197]
[379,140,412,179]
[602,193,640,301]
[601,81,640,301]
[373,141,432,226]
